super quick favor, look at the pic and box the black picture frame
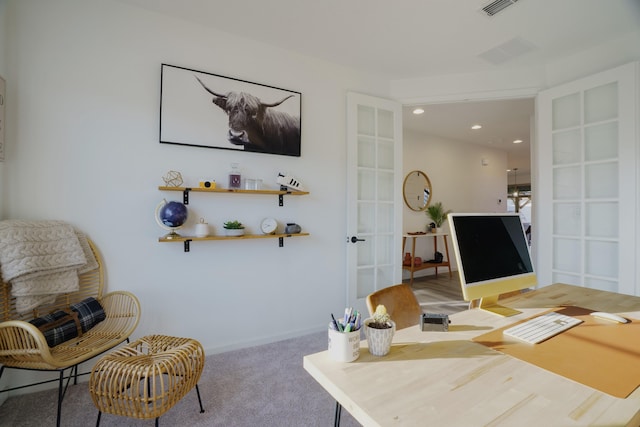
[160,64,301,157]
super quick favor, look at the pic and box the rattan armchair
[0,239,141,427]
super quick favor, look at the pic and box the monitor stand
[478,295,521,317]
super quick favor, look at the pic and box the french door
[346,92,403,313]
[536,62,638,296]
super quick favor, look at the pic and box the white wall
[402,129,507,278]
[0,0,390,371]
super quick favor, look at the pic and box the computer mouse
[589,312,629,323]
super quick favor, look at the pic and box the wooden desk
[303,284,640,426]
[402,232,452,285]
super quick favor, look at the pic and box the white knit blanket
[0,220,98,314]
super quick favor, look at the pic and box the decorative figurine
[162,170,183,187]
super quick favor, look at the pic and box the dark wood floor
[405,273,469,315]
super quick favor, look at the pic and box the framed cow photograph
[160,64,301,157]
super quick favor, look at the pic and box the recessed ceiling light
[413,108,425,115]
[471,124,482,130]
[513,139,523,144]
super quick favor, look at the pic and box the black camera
[420,313,450,332]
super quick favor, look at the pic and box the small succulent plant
[369,305,392,329]
[223,220,244,229]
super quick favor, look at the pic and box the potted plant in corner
[364,305,396,356]
[223,220,245,237]
[426,202,452,233]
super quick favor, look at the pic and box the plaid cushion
[29,297,106,347]
[30,310,81,347]
[70,297,106,332]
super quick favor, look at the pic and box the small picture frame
[160,64,301,157]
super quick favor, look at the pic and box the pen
[331,313,343,332]
[343,307,352,326]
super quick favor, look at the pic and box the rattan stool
[89,335,205,426]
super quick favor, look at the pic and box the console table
[402,232,452,285]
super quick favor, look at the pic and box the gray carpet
[0,331,360,427]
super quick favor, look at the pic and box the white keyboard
[503,312,583,344]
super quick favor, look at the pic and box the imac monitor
[448,213,537,316]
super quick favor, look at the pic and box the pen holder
[328,326,360,362]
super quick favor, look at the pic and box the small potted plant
[426,201,452,233]
[223,220,245,237]
[364,305,396,356]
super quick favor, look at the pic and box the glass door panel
[358,137,376,167]
[584,82,618,123]
[585,202,617,238]
[553,203,581,236]
[585,240,618,278]
[585,163,618,198]
[585,123,618,161]
[553,167,581,199]
[553,238,581,273]
[552,92,580,130]
[357,105,375,136]
[552,130,581,165]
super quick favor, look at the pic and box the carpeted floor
[0,274,464,426]
[0,331,361,427]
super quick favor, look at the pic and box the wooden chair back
[366,283,422,330]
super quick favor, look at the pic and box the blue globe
[158,201,188,228]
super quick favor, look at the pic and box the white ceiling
[115,0,640,177]
[403,98,535,175]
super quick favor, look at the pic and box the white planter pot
[224,228,244,237]
[364,319,396,356]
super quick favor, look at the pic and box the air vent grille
[482,0,520,16]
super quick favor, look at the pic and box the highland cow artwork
[160,64,301,157]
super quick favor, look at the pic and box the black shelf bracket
[183,239,191,252]
[279,186,293,206]
[279,237,284,247]
[182,188,192,205]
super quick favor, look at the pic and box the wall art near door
[160,64,301,157]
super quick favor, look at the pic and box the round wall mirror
[403,170,432,211]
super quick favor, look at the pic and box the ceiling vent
[482,0,520,16]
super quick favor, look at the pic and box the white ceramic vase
[364,319,396,356]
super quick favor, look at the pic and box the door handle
[350,236,365,243]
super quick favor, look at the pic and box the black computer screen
[450,214,533,284]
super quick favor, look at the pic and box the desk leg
[334,401,342,427]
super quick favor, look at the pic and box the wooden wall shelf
[158,185,310,251]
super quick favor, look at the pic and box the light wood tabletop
[303,284,640,426]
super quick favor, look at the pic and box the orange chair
[366,284,422,330]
